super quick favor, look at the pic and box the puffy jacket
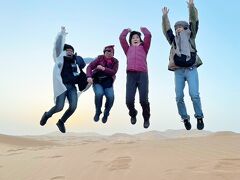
[119,28,152,72]
[86,55,119,81]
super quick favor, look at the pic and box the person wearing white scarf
[40,27,93,133]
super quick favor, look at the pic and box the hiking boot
[197,118,204,130]
[40,112,49,126]
[183,119,191,130]
[130,116,137,125]
[143,120,150,129]
[56,120,66,133]
[130,110,138,125]
[94,113,100,122]
[102,115,108,124]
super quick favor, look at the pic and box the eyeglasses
[104,49,112,53]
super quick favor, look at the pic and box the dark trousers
[126,71,150,121]
[46,84,78,123]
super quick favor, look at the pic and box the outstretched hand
[187,0,194,5]
[87,77,93,84]
[162,7,169,15]
[61,26,68,34]
[140,27,146,32]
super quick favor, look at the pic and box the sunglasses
[104,49,113,53]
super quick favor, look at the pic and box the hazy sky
[0,0,239,135]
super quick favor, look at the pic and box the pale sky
[0,0,239,135]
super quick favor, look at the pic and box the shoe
[94,113,100,122]
[183,119,191,130]
[130,110,138,125]
[102,115,108,124]
[143,120,150,129]
[56,120,66,133]
[40,112,49,126]
[131,116,137,125]
[197,118,204,130]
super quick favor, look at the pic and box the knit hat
[103,45,114,55]
[174,21,189,30]
[63,44,74,52]
[129,31,143,45]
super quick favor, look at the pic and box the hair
[63,44,74,52]
[103,45,114,55]
[128,31,143,45]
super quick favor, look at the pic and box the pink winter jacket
[119,28,152,72]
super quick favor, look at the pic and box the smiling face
[131,34,141,46]
[66,48,74,57]
[104,48,114,58]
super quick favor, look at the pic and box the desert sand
[0,130,240,180]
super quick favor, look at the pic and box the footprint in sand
[50,176,65,180]
[96,148,108,153]
[214,158,240,171]
[49,155,63,159]
[6,152,22,156]
[107,156,132,171]
[7,148,26,152]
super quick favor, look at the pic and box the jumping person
[87,45,119,123]
[119,27,152,129]
[40,26,93,133]
[162,0,204,130]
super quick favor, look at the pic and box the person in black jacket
[40,27,93,133]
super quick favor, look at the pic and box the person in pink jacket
[119,27,152,128]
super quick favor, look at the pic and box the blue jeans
[174,67,204,120]
[93,84,114,117]
[46,84,78,123]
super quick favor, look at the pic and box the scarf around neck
[175,29,191,61]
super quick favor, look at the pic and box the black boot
[102,115,108,124]
[56,120,66,133]
[130,110,138,125]
[143,119,150,129]
[127,103,138,125]
[94,112,101,122]
[141,102,150,128]
[197,118,204,130]
[183,119,191,130]
[101,110,109,124]
[40,112,49,126]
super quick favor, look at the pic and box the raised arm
[188,0,199,39]
[119,29,131,55]
[140,27,152,54]
[162,7,175,45]
[53,26,67,62]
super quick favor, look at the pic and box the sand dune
[0,130,240,180]
[0,134,57,147]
